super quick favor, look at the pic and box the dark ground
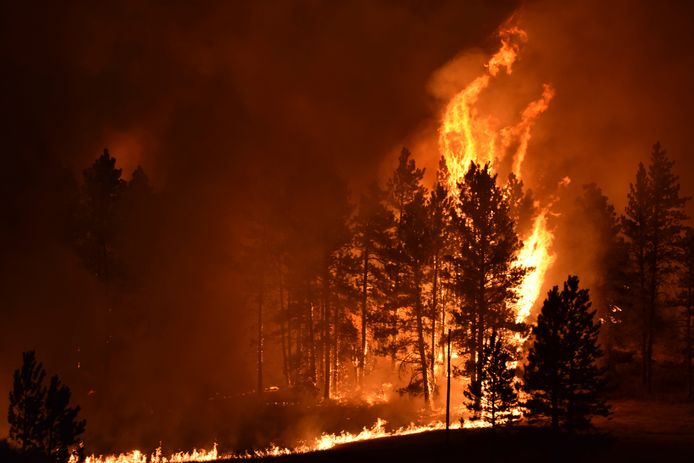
[238,399,694,463]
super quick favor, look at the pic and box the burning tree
[523,276,609,432]
[448,162,526,409]
[426,157,453,391]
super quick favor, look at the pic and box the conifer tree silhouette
[524,276,610,431]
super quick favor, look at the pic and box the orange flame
[73,444,221,463]
[242,418,489,458]
[439,27,529,192]
[505,84,555,178]
[514,211,555,324]
[438,26,555,329]
[76,419,492,462]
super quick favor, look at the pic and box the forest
[4,138,692,461]
[3,1,694,462]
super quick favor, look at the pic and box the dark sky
[2,0,694,449]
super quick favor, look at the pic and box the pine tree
[324,246,360,396]
[352,181,393,386]
[78,149,127,397]
[464,332,518,428]
[8,351,46,453]
[374,147,425,365]
[449,162,526,408]
[645,143,689,390]
[387,148,426,223]
[44,376,86,463]
[319,207,355,399]
[523,276,610,432]
[623,162,651,386]
[623,143,689,392]
[8,352,86,462]
[399,189,434,406]
[678,228,694,400]
[79,148,126,281]
[427,157,452,387]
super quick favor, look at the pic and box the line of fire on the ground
[72,415,493,463]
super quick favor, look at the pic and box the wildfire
[438,26,555,328]
[75,418,490,462]
[514,212,555,324]
[72,445,222,463]
[74,25,555,463]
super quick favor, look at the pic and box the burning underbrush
[76,393,488,462]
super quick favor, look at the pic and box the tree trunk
[638,245,648,388]
[687,287,693,400]
[99,232,113,399]
[551,385,559,432]
[257,279,264,395]
[360,247,369,387]
[296,298,303,383]
[309,303,317,385]
[323,288,331,400]
[332,304,339,397]
[391,268,399,370]
[475,277,486,410]
[470,312,478,398]
[490,389,497,429]
[430,253,439,391]
[414,269,430,408]
[279,272,289,386]
[440,269,450,366]
[287,294,295,386]
[646,240,659,394]
[446,329,451,433]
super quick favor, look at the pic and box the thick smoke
[0,0,518,450]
